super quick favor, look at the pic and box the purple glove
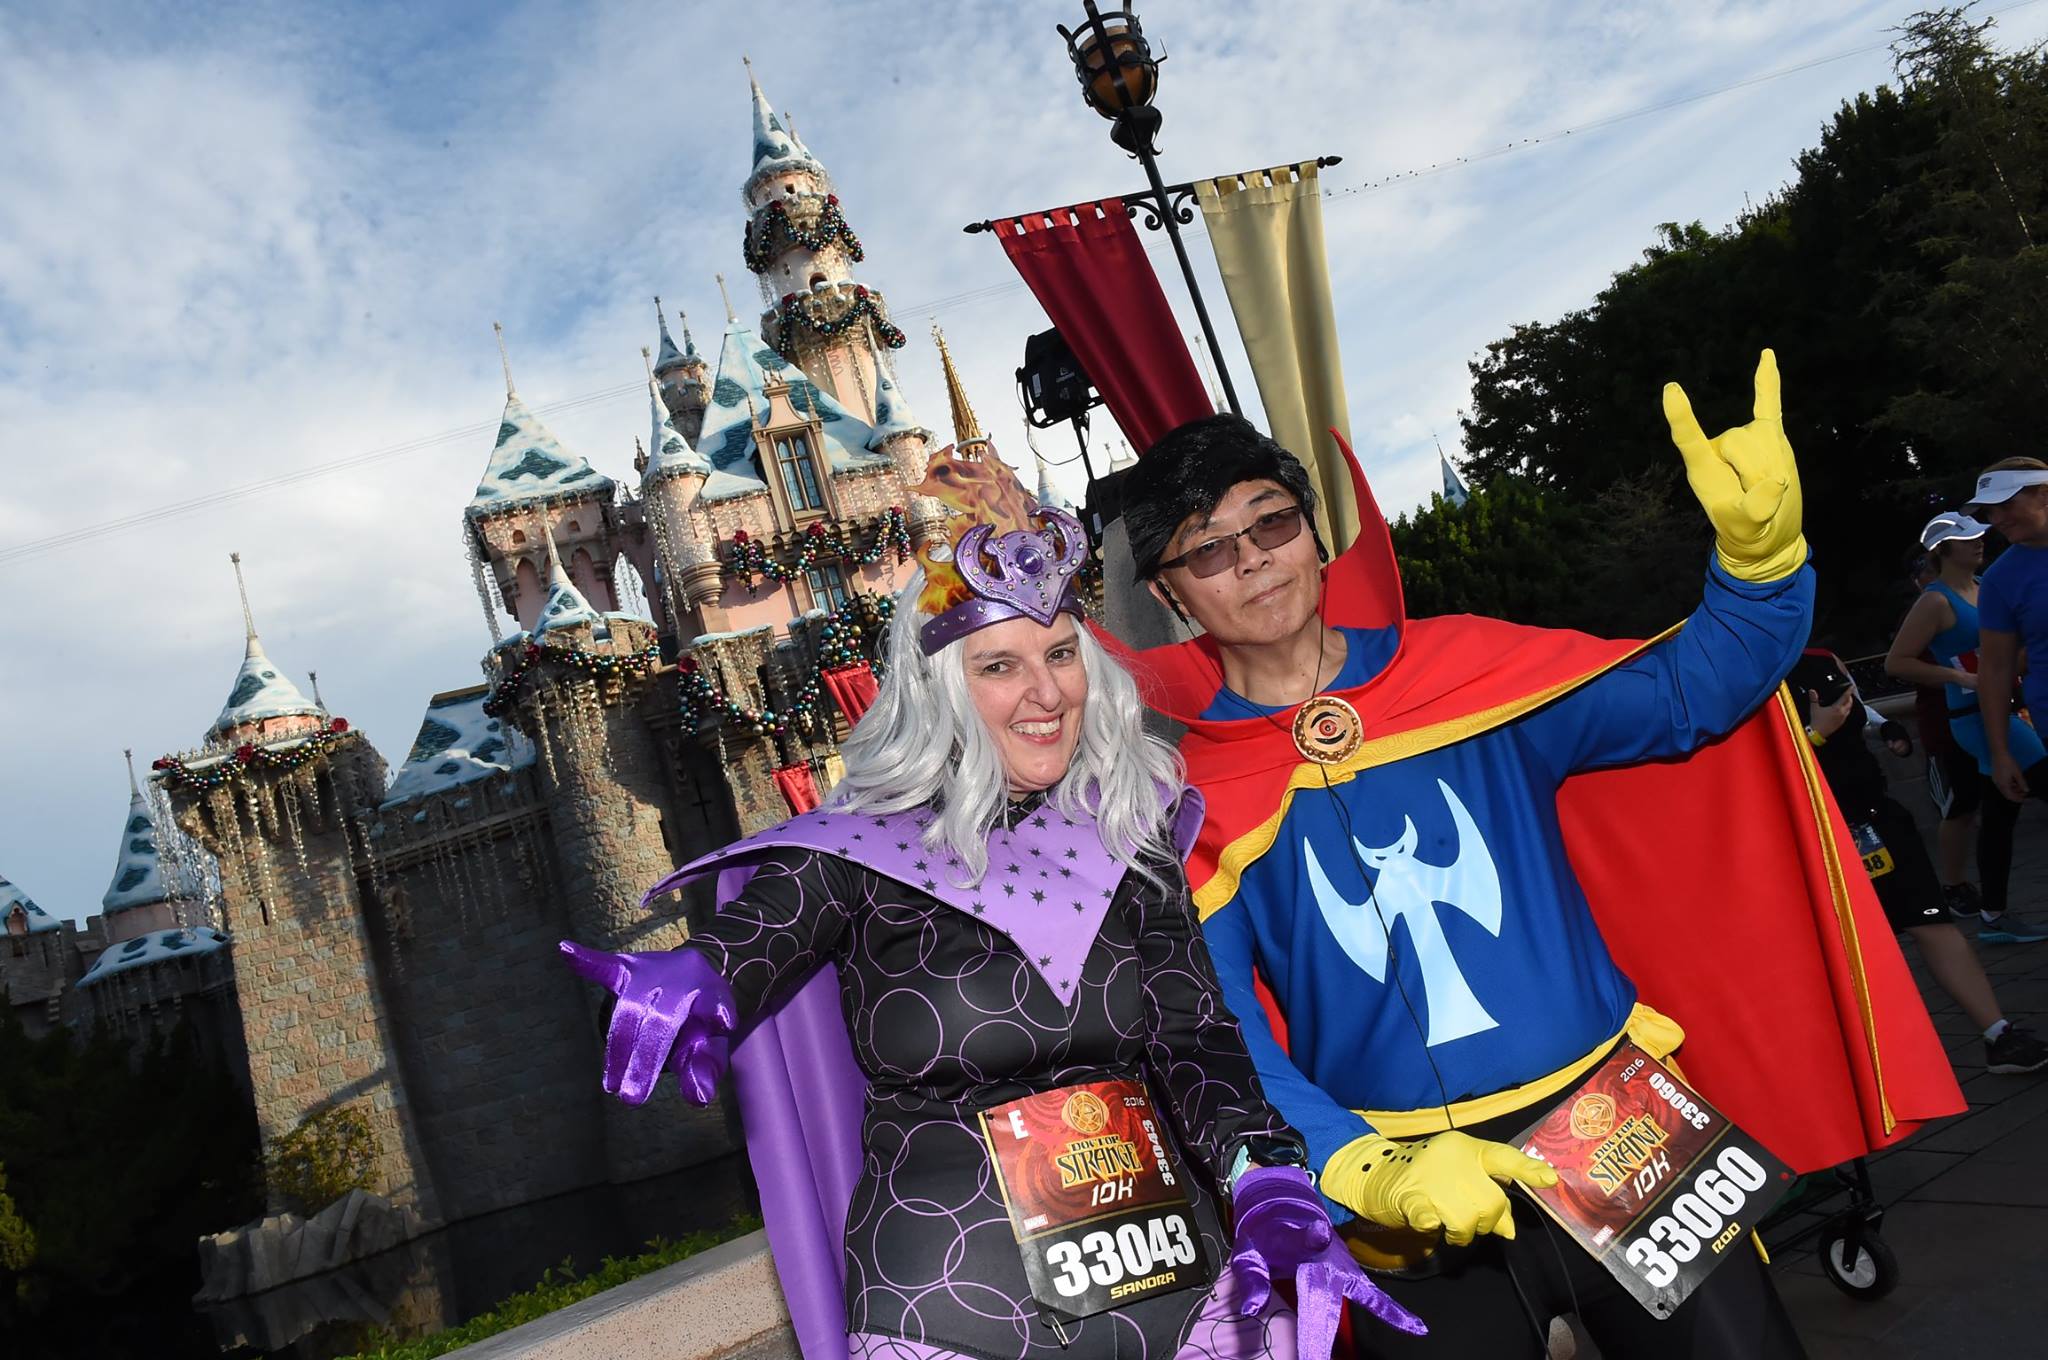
[1229,1166,1427,1357]
[558,941,736,1106]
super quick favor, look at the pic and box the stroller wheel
[1817,1219,1898,1299]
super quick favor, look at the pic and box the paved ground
[1761,752,2048,1357]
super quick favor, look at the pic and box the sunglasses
[1156,506,1306,579]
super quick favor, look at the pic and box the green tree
[0,1161,33,1271]
[1879,7,2048,458]
[1391,478,1592,628]
[1457,6,2048,650]
[0,1006,260,1332]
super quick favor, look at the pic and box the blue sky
[5,0,2046,922]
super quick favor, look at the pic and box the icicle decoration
[279,775,310,876]
[644,493,695,625]
[467,527,506,644]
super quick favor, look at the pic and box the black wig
[1121,413,1321,578]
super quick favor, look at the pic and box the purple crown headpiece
[919,507,1090,654]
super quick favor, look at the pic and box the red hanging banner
[993,200,1213,452]
[771,762,821,815]
[822,662,880,724]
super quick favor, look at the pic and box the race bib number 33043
[978,1078,1209,1322]
[1516,1043,1795,1317]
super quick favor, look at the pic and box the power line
[11,3,2029,568]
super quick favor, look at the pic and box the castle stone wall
[367,799,615,1224]
[170,739,445,1227]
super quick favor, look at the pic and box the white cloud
[6,0,2046,919]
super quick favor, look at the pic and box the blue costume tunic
[1196,561,1814,1217]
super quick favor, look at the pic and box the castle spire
[642,347,709,481]
[231,550,257,640]
[931,323,986,449]
[1033,444,1067,511]
[653,297,688,375]
[744,58,823,192]
[534,519,601,635]
[211,555,322,741]
[865,360,933,450]
[467,339,613,520]
[494,320,517,397]
[102,754,168,915]
[716,273,736,323]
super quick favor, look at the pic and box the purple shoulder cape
[640,793,1204,1360]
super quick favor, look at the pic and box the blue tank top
[1927,579,1982,711]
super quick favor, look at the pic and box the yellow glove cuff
[1717,534,1808,584]
[1320,1132,1394,1215]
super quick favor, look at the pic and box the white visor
[1967,467,2048,509]
[1922,511,1989,550]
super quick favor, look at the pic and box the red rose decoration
[151,757,169,771]
[681,657,699,673]
[524,641,542,660]
[827,194,838,205]
[330,718,350,734]
[732,528,749,543]
[782,292,797,304]
[234,745,255,764]
[854,285,868,298]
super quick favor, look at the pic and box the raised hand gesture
[1662,349,1807,583]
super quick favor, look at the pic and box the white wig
[826,572,1186,888]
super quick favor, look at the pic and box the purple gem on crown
[920,508,1089,654]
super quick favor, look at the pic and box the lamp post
[1054,0,1242,416]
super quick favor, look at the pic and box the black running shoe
[1987,1025,2048,1075]
[1945,882,1984,919]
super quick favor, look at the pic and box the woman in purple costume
[561,459,1422,1360]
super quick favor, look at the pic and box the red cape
[1106,437,1961,1174]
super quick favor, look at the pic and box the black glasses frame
[1155,506,1306,578]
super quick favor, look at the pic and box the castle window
[776,433,825,512]
[806,562,850,614]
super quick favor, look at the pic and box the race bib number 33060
[978,1078,1209,1322]
[1516,1043,1795,1317]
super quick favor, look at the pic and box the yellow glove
[1321,1130,1558,1246]
[1662,348,1807,583]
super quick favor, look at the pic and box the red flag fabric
[822,663,880,724]
[993,199,1213,450]
[771,763,821,815]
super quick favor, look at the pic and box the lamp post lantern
[1055,0,1242,417]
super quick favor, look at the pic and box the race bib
[1850,821,1894,878]
[977,1077,1210,1323]
[1516,1043,1794,1317]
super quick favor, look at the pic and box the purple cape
[642,794,1203,1360]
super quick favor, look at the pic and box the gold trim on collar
[1192,626,1677,919]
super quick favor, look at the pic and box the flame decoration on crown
[913,443,1088,654]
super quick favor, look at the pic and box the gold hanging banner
[1196,161,1359,553]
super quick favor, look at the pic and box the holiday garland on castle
[153,720,354,794]
[773,286,905,359]
[743,194,866,274]
[678,592,895,739]
[482,637,663,718]
[722,506,913,582]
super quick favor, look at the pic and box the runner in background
[1887,511,2048,943]
[1794,648,2048,1074]
[1902,553,1985,905]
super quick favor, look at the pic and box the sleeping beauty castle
[0,65,1068,1240]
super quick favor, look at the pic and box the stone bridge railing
[444,1230,795,1360]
